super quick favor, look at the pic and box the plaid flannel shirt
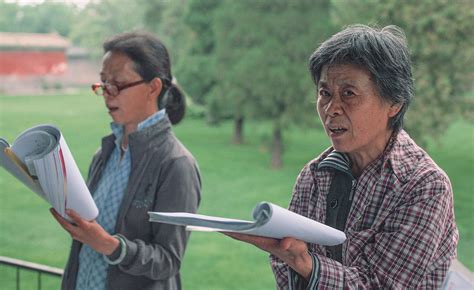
[270,130,458,289]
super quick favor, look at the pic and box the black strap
[324,170,354,263]
[317,151,354,262]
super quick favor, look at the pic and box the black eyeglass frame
[91,80,146,96]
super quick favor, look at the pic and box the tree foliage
[211,0,335,166]
[332,0,474,144]
[0,0,76,36]
[69,0,147,57]
[143,0,191,60]
[175,0,220,106]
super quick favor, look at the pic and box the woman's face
[317,63,400,160]
[100,51,158,129]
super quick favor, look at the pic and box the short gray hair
[309,24,414,131]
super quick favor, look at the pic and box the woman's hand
[223,232,313,280]
[50,208,119,255]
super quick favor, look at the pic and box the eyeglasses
[91,80,146,97]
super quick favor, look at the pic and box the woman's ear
[148,77,163,100]
[388,102,402,118]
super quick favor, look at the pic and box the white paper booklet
[0,124,98,221]
[149,202,346,246]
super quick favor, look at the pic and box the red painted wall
[0,51,67,75]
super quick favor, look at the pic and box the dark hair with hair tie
[103,31,186,124]
[309,24,414,131]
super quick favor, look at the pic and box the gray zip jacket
[61,116,201,290]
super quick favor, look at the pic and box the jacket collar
[101,114,172,162]
[317,151,353,179]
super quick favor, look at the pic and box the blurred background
[0,0,472,289]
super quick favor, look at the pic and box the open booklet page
[149,202,346,246]
[0,125,98,221]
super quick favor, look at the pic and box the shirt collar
[110,109,166,148]
[381,130,418,183]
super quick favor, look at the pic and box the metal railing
[0,256,63,290]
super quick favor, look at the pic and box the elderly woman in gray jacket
[51,31,201,290]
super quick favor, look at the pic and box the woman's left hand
[50,208,119,255]
[224,232,313,280]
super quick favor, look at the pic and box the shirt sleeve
[114,156,201,280]
[270,255,289,290]
[287,253,320,290]
[316,175,457,288]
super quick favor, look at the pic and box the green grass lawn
[0,92,472,289]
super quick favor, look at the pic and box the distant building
[0,32,100,95]
[0,32,70,75]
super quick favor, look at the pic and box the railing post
[16,267,20,290]
[38,272,42,290]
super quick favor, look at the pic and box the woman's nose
[325,97,343,116]
[102,89,114,100]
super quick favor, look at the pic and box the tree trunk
[271,124,282,169]
[233,116,244,144]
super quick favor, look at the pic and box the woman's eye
[342,90,355,97]
[319,89,330,98]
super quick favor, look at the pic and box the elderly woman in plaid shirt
[227,24,458,289]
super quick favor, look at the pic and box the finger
[50,208,68,225]
[280,237,294,251]
[280,237,308,254]
[223,232,281,252]
[222,232,246,240]
[50,208,75,232]
[66,209,87,227]
[223,232,262,243]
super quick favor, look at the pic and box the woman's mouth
[328,126,347,136]
[329,127,346,133]
[107,105,119,113]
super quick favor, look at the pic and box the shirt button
[330,199,338,208]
